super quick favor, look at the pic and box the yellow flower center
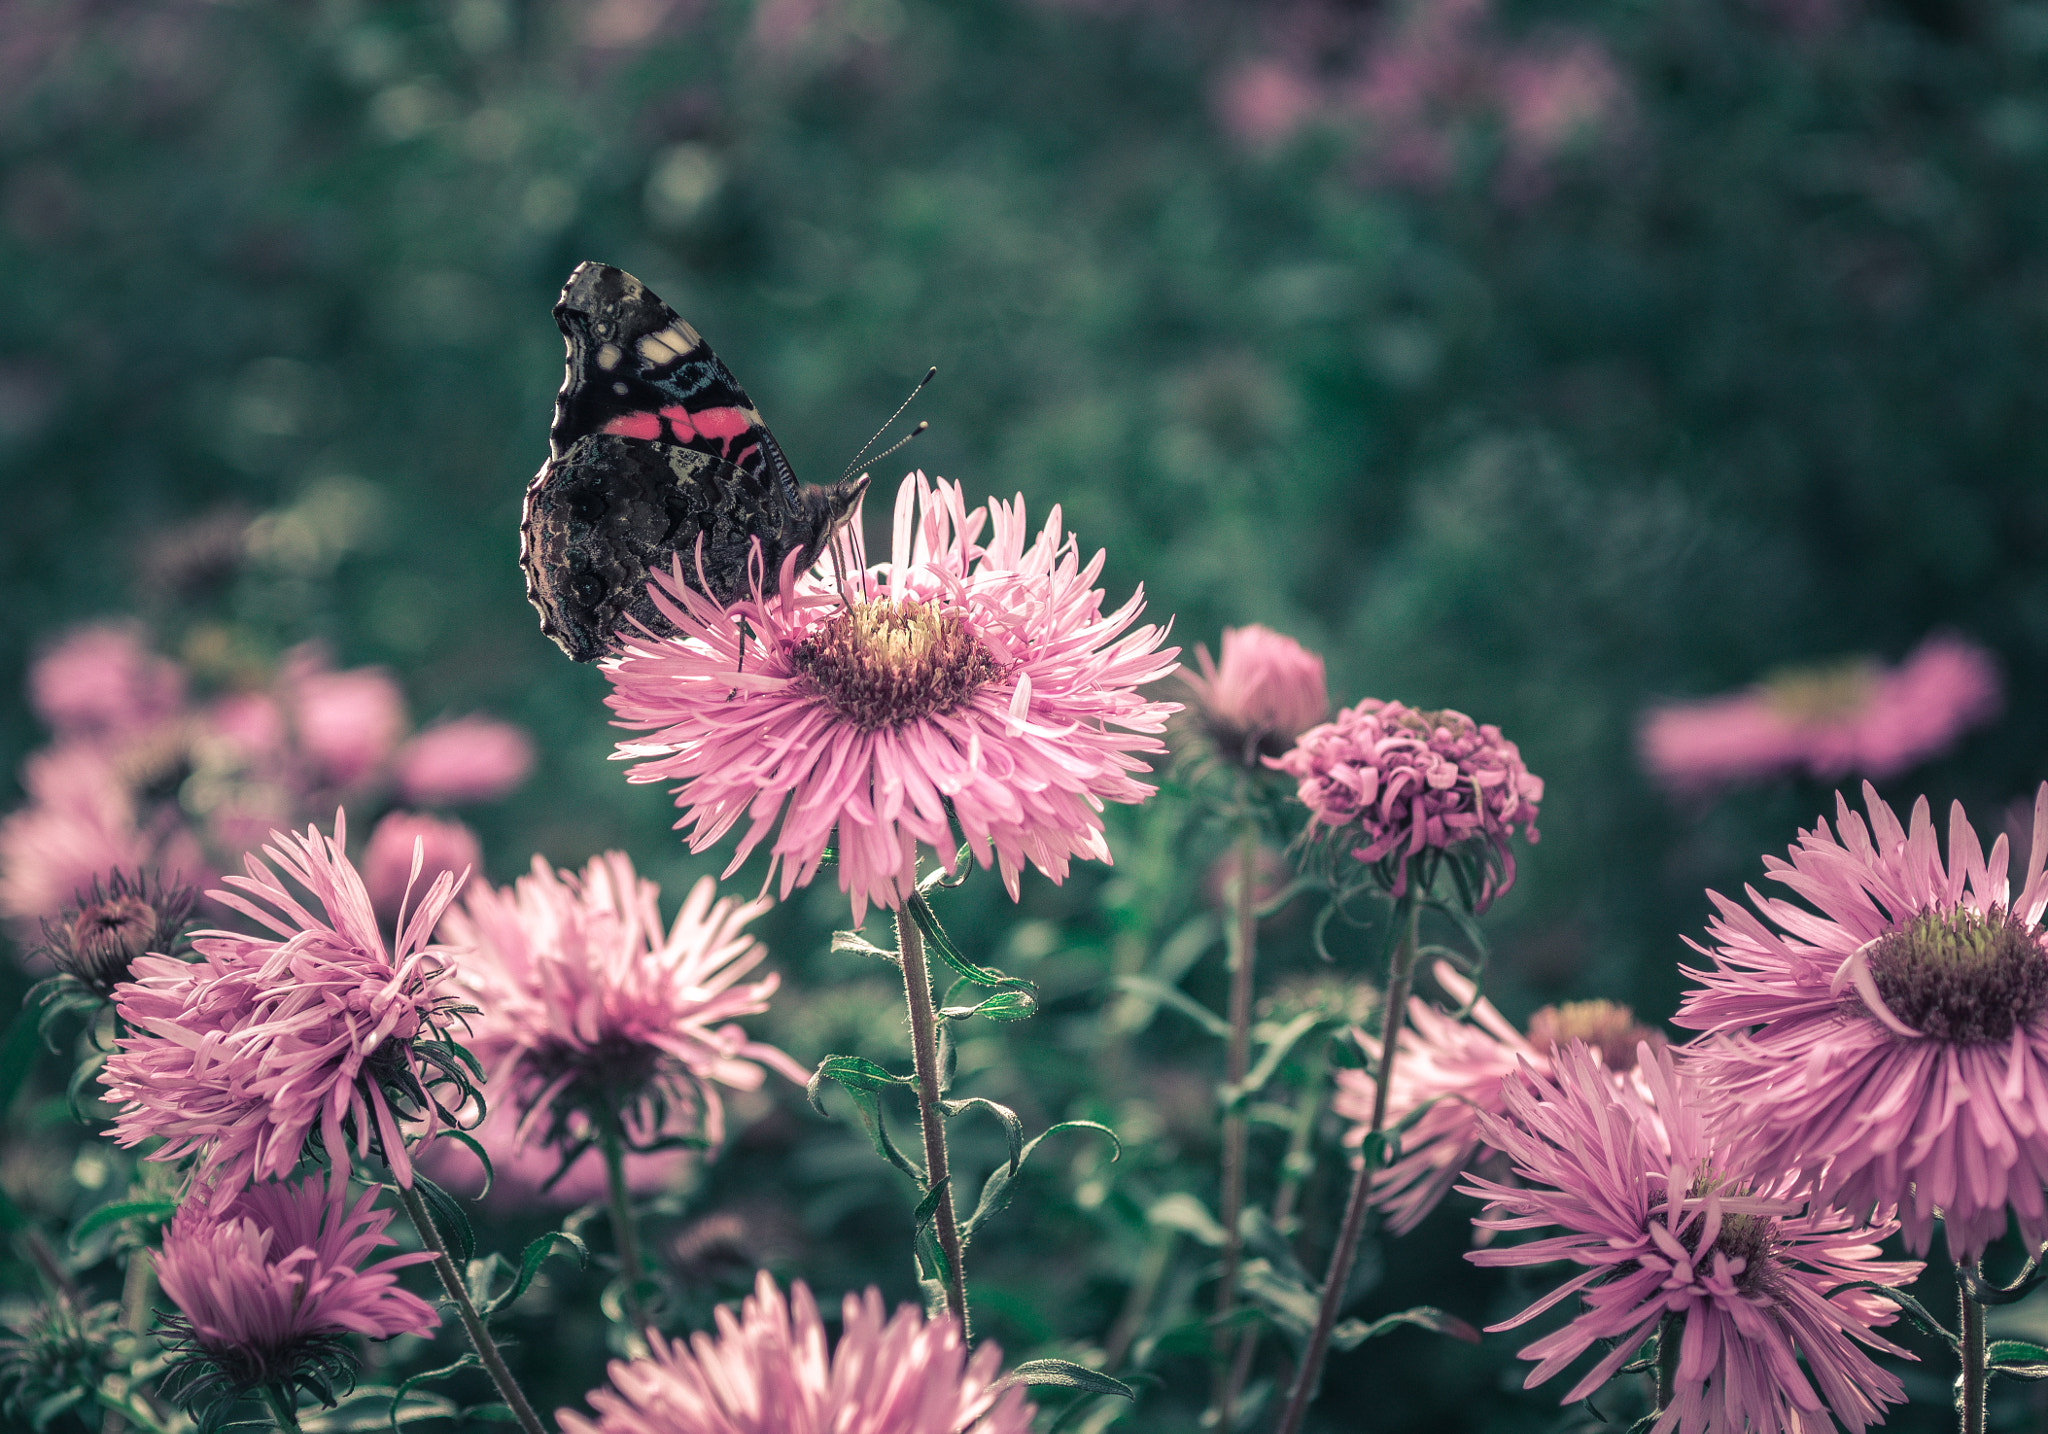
[792,598,1001,733]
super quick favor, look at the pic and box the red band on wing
[603,412,664,440]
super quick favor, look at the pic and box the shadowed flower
[362,810,482,933]
[1676,781,2048,1263]
[394,716,537,806]
[422,1096,698,1208]
[30,624,184,743]
[1638,633,2001,794]
[1464,1042,1920,1434]
[156,1172,437,1420]
[603,472,1180,924]
[1335,960,1660,1233]
[1274,697,1542,910]
[34,868,198,998]
[1181,624,1329,769]
[443,853,804,1169]
[559,1271,1035,1434]
[101,812,472,1198]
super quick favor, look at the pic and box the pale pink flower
[1639,633,2001,793]
[0,746,200,931]
[203,690,289,760]
[1465,1042,1920,1434]
[101,812,469,1198]
[289,660,408,788]
[29,624,184,743]
[1216,60,1321,148]
[1273,697,1542,910]
[156,1172,436,1408]
[1335,960,1660,1232]
[559,1271,1035,1434]
[1676,781,2048,1263]
[362,811,482,932]
[444,853,804,1163]
[1181,624,1328,767]
[394,716,537,805]
[604,472,1180,924]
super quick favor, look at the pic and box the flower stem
[898,901,969,1330]
[1273,893,1420,1434]
[101,1246,156,1434]
[394,1181,547,1434]
[598,1116,651,1339]
[1212,819,1262,1428]
[259,1385,302,1433]
[1655,1311,1683,1411]
[1958,1268,1987,1434]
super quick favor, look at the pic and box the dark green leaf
[962,1120,1120,1241]
[412,1173,475,1266]
[1224,1010,1326,1110]
[1331,1305,1481,1350]
[383,1359,480,1433]
[906,894,1036,995]
[1147,1192,1227,1247]
[481,1230,589,1320]
[1824,1281,1957,1349]
[807,1055,921,1181]
[939,987,1038,1022]
[69,1198,178,1248]
[940,1097,1024,1175]
[438,1128,495,1200]
[988,1359,1134,1399]
[1988,1339,2048,1378]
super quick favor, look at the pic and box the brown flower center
[1679,1176,1781,1294]
[1865,904,2048,1043]
[791,598,1001,733]
[1526,999,1661,1072]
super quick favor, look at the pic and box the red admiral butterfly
[520,262,869,663]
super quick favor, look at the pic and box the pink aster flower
[361,810,482,932]
[1180,623,1329,768]
[1676,780,2048,1263]
[1335,960,1660,1233]
[101,811,470,1199]
[156,1172,436,1415]
[443,852,805,1166]
[559,1271,1035,1434]
[1465,1042,1920,1434]
[1273,698,1542,910]
[1639,632,2002,794]
[394,716,537,806]
[604,472,1180,924]
[29,624,184,743]
[288,658,408,789]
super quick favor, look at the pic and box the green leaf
[831,929,900,964]
[940,1097,1024,1176]
[411,1173,475,1266]
[385,1356,481,1433]
[1224,1010,1326,1111]
[807,1055,921,1181]
[481,1230,589,1320]
[277,1382,460,1431]
[69,1198,178,1249]
[437,1128,495,1201]
[1988,1339,2048,1379]
[1147,1192,1228,1248]
[939,987,1038,1022]
[1111,976,1230,1040]
[1238,1257,1322,1342]
[988,1359,1134,1400]
[1330,1305,1481,1351]
[912,1176,952,1230]
[905,894,1037,996]
[962,1120,1121,1241]
[1824,1281,1958,1349]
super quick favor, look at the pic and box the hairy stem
[259,1384,302,1432]
[1958,1268,1986,1434]
[599,1116,652,1339]
[101,1246,156,1434]
[1274,894,1420,1434]
[395,1181,547,1434]
[1656,1311,1683,1412]
[1212,819,1262,1428]
[899,901,969,1330]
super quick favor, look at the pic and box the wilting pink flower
[604,473,1180,924]
[156,1172,436,1406]
[1676,781,2048,1263]
[444,853,804,1163]
[1335,960,1659,1233]
[1181,624,1328,767]
[29,624,184,743]
[290,660,408,789]
[101,812,469,1199]
[362,811,483,933]
[1274,698,1542,910]
[559,1271,1035,1434]
[1465,1042,1920,1434]
[1639,633,2001,794]
[394,717,536,806]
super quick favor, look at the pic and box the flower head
[362,811,482,933]
[34,868,198,997]
[604,473,1180,923]
[0,1294,122,1427]
[156,1172,437,1419]
[1464,1042,1920,1434]
[1181,624,1328,768]
[289,661,408,789]
[444,853,804,1167]
[559,1271,1034,1434]
[101,812,471,1198]
[1274,698,1542,910]
[394,716,536,806]
[1676,780,2048,1262]
[30,624,184,743]
[1335,961,1660,1233]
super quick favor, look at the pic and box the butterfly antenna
[839,366,936,484]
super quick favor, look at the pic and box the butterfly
[520,262,869,663]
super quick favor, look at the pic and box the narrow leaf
[831,930,900,965]
[482,1230,588,1319]
[69,1199,178,1248]
[906,894,1036,995]
[962,1120,1121,1240]
[385,1357,479,1433]
[1330,1305,1481,1350]
[988,1359,1134,1400]
[1824,1281,1958,1349]
[1147,1193,1228,1248]
[1224,1010,1326,1109]
[941,1097,1025,1175]
[1111,976,1230,1040]
[808,1055,921,1181]
[412,1173,475,1266]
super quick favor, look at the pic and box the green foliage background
[3,0,2046,1428]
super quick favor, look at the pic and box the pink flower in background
[156,1172,436,1403]
[203,690,288,760]
[102,813,468,1198]
[362,810,483,933]
[1274,697,1542,909]
[29,624,184,743]
[1335,960,1660,1232]
[0,746,200,933]
[1677,782,2048,1263]
[1465,1042,1920,1434]
[1639,633,2001,793]
[422,1097,697,1208]
[394,716,536,805]
[1181,623,1329,766]
[1216,60,1320,148]
[444,853,803,1162]
[604,472,1180,924]
[289,659,407,788]
[559,1272,1035,1434]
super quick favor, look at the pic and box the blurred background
[3,0,2046,1428]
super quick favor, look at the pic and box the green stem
[394,1181,547,1434]
[259,1385,302,1432]
[1273,894,1420,1434]
[898,902,969,1330]
[1958,1267,1986,1434]
[598,1117,651,1338]
[101,1246,156,1434]
[1211,819,1262,1428]
[1655,1311,1683,1412]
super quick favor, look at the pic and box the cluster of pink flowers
[0,625,534,938]
[1638,632,2001,794]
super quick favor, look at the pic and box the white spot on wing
[596,342,623,370]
